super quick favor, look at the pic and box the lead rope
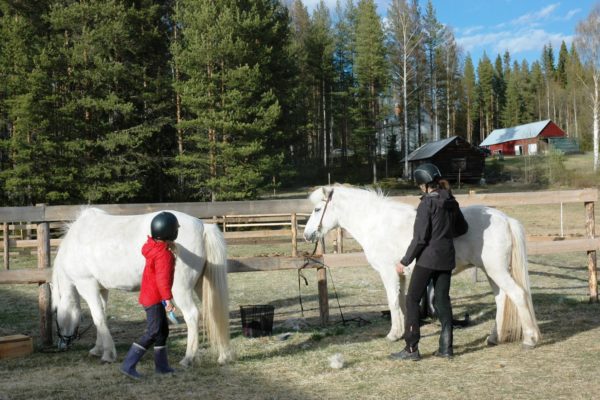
[298,253,369,326]
[297,190,333,318]
[297,190,368,326]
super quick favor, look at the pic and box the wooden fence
[0,188,598,345]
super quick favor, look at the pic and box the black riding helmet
[414,163,442,185]
[151,211,179,241]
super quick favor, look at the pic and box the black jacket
[400,189,468,271]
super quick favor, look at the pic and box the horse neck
[332,190,383,246]
[52,263,79,307]
[332,189,416,253]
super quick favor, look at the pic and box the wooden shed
[402,136,484,183]
[480,119,567,156]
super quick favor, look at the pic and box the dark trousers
[404,266,453,351]
[137,303,169,349]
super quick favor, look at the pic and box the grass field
[1,250,599,400]
[1,178,600,399]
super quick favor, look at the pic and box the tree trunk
[403,51,409,178]
[574,93,579,138]
[593,74,599,172]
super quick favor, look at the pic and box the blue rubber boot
[154,346,175,374]
[120,343,146,379]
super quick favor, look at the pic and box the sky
[304,0,598,65]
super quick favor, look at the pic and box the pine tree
[462,54,478,143]
[39,0,175,203]
[493,54,506,128]
[541,43,556,119]
[567,44,583,139]
[477,53,494,139]
[519,59,536,123]
[173,0,288,200]
[353,0,387,182]
[307,1,335,168]
[557,41,569,89]
[422,0,446,141]
[502,62,522,127]
[332,0,357,166]
[288,0,313,162]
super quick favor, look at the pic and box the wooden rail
[0,188,597,345]
[4,237,599,283]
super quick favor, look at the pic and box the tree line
[0,0,598,205]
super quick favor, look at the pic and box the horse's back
[455,205,514,267]
[55,208,205,290]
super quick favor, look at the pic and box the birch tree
[388,0,421,178]
[575,4,600,171]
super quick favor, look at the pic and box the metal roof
[403,136,459,162]
[480,120,551,146]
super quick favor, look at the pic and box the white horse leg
[173,285,200,367]
[486,268,539,348]
[484,275,504,346]
[378,267,405,341]
[89,288,109,357]
[75,280,116,362]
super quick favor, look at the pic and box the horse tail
[201,223,232,364]
[499,217,541,342]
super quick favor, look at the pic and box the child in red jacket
[121,211,179,379]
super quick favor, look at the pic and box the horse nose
[303,231,314,242]
[57,338,68,351]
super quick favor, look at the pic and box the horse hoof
[521,343,536,350]
[386,333,401,342]
[179,358,192,368]
[89,348,103,357]
[486,337,498,347]
[101,352,117,363]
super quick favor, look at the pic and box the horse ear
[322,186,332,199]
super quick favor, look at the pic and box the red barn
[480,120,565,156]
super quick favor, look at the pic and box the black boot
[154,346,175,374]
[434,325,453,358]
[120,343,146,379]
[389,347,421,361]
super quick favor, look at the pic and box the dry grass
[2,253,599,400]
[1,200,600,400]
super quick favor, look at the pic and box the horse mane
[310,184,415,214]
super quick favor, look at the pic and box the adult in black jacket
[390,163,468,361]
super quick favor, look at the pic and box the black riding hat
[151,212,179,241]
[414,163,442,185]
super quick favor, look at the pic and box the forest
[0,0,598,205]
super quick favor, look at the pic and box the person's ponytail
[438,179,451,192]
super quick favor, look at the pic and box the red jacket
[139,236,175,307]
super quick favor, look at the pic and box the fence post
[37,220,53,346]
[291,213,298,257]
[316,237,329,326]
[585,201,598,303]
[3,222,8,270]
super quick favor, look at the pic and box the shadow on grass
[0,289,322,400]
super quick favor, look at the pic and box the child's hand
[164,299,176,313]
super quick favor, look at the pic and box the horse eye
[315,207,321,212]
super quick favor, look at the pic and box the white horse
[51,208,231,366]
[303,185,541,348]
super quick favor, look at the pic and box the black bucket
[240,305,275,338]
